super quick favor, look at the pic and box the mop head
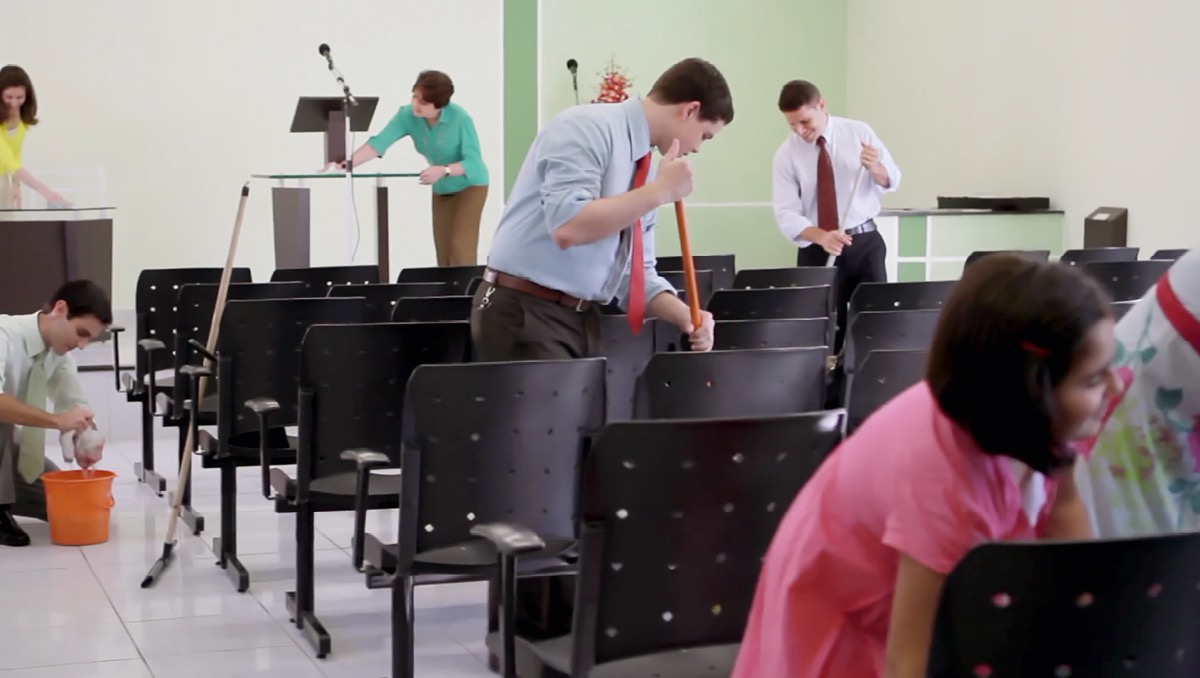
[61,428,106,470]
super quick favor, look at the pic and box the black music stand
[289,96,380,165]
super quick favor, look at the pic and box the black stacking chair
[1112,300,1137,319]
[328,282,452,322]
[343,358,607,678]
[847,280,956,319]
[732,266,837,291]
[396,264,486,294]
[634,347,827,420]
[846,349,927,433]
[709,287,834,351]
[964,250,1051,269]
[474,411,848,678]
[110,267,252,495]
[658,254,735,291]
[1060,247,1139,265]
[178,297,367,592]
[391,295,472,322]
[843,310,940,378]
[157,280,309,534]
[929,532,1200,677]
[712,318,829,351]
[1151,249,1188,261]
[661,269,715,307]
[598,315,658,421]
[276,321,471,658]
[270,264,380,291]
[1079,260,1171,302]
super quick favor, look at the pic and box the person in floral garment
[1076,248,1200,536]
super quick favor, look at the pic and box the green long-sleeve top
[366,102,489,194]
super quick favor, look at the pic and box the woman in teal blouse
[345,70,489,267]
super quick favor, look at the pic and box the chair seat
[366,533,577,576]
[268,467,404,506]
[491,633,739,677]
[198,428,297,468]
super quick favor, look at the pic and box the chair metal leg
[134,401,166,495]
[171,430,205,535]
[392,574,415,678]
[287,505,331,658]
[213,460,249,592]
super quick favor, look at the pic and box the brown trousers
[431,184,488,267]
[469,281,601,361]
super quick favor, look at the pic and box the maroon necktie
[627,152,653,334]
[816,136,837,231]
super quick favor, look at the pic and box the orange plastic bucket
[41,469,116,546]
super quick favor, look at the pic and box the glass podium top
[0,206,115,213]
[252,172,420,180]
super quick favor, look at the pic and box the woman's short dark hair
[926,253,1112,474]
[0,64,38,126]
[45,280,112,325]
[648,57,734,125]
[413,70,454,109]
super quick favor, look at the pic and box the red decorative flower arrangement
[593,58,632,104]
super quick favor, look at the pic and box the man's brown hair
[777,80,822,113]
[648,58,734,124]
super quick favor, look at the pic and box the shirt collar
[819,114,836,145]
[16,312,47,357]
[621,96,652,161]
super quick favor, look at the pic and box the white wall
[2,0,504,308]
[848,0,1199,255]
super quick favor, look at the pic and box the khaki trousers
[430,184,488,267]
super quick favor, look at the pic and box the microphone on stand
[567,58,580,105]
[319,43,333,69]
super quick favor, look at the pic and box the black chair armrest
[187,338,218,364]
[245,398,281,499]
[110,325,126,392]
[469,521,547,678]
[137,339,167,406]
[138,338,166,353]
[178,365,212,456]
[469,522,546,557]
[340,448,389,570]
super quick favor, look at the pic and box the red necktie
[627,152,653,334]
[816,136,837,231]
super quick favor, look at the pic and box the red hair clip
[1021,341,1050,359]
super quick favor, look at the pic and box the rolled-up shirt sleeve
[866,124,902,193]
[614,206,676,311]
[772,145,814,247]
[539,117,609,234]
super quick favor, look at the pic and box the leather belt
[483,269,593,312]
[843,219,877,236]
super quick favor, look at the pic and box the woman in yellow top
[1,65,68,209]
[342,70,489,267]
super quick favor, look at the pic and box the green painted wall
[503,0,538,197]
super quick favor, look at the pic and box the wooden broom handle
[674,200,703,329]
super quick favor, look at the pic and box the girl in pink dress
[732,253,1123,678]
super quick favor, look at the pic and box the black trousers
[469,280,596,639]
[796,228,887,352]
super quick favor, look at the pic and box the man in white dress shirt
[0,280,108,546]
[771,79,901,351]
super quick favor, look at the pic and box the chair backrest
[846,349,928,433]
[173,281,309,405]
[1059,247,1140,265]
[298,321,471,485]
[1112,300,1137,319]
[929,532,1200,677]
[397,358,607,565]
[395,265,486,294]
[598,315,657,421]
[658,254,735,291]
[660,269,715,307]
[732,266,837,291]
[1078,260,1171,302]
[391,295,473,322]
[712,318,829,352]
[844,310,940,375]
[634,347,827,420]
[270,264,380,292]
[133,267,252,377]
[215,297,366,439]
[964,250,1051,269]
[577,412,847,669]
[847,280,956,318]
[708,286,831,321]
[1151,248,1189,261]
[328,282,452,322]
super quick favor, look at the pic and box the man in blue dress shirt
[472,57,734,360]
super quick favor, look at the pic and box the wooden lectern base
[0,218,114,315]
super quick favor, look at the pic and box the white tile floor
[3,436,496,677]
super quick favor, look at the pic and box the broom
[825,166,867,267]
[673,201,703,330]
[142,182,250,588]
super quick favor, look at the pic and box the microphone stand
[324,50,358,264]
[567,59,580,105]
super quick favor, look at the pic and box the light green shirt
[366,102,489,195]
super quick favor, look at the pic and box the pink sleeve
[882,458,995,575]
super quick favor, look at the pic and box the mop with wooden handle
[674,201,703,330]
[142,182,251,588]
[825,166,867,267]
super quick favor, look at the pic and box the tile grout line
[82,544,156,675]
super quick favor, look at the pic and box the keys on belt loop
[479,284,496,310]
